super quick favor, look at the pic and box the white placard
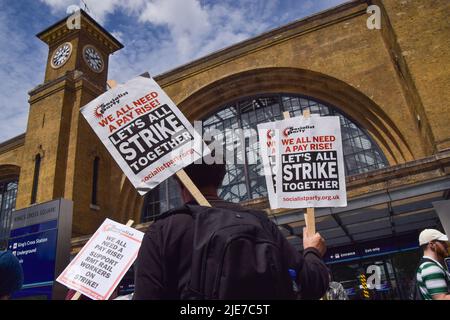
[56,219,144,300]
[275,115,347,208]
[257,122,279,209]
[81,76,209,195]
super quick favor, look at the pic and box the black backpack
[160,203,296,300]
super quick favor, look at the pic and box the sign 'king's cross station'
[81,76,210,195]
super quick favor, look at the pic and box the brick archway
[177,67,414,165]
[123,67,416,222]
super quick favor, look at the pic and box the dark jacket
[133,198,329,300]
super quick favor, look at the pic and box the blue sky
[0,0,347,142]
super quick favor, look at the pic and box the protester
[133,153,330,300]
[0,251,24,299]
[415,229,450,300]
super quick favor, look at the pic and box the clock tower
[15,10,125,236]
[40,10,122,87]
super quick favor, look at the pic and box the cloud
[38,0,297,74]
[39,0,147,24]
[139,0,210,60]
[38,0,74,12]
[106,0,282,80]
[37,0,347,79]
[0,0,347,142]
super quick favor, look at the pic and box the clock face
[51,42,72,69]
[83,45,104,73]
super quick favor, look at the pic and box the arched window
[204,94,388,202]
[31,154,41,204]
[0,180,18,249]
[141,94,388,220]
[141,176,182,223]
[91,157,100,206]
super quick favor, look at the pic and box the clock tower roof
[36,9,123,54]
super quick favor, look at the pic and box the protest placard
[275,115,347,208]
[283,110,316,234]
[257,122,279,209]
[81,76,209,195]
[56,218,144,300]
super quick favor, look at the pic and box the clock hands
[52,43,72,67]
[84,48,103,71]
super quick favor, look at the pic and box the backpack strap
[419,257,446,272]
[413,257,444,300]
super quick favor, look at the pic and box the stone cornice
[346,150,450,188]
[246,150,450,213]
[28,70,104,104]
[37,9,123,53]
[0,133,25,155]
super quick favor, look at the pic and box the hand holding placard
[80,75,211,203]
[69,219,134,300]
[275,112,346,208]
[283,110,315,235]
[58,219,144,300]
[102,76,211,207]
[259,109,346,235]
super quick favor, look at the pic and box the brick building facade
[0,0,449,298]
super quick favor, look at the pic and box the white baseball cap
[419,229,449,246]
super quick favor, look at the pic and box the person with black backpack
[133,157,329,300]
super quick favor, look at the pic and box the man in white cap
[415,229,450,300]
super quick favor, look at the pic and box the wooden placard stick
[70,291,82,300]
[70,219,136,300]
[107,77,211,208]
[282,110,316,235]
[176,170,212,207]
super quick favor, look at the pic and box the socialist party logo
[282,125,315,137]
[93,91,129,119]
